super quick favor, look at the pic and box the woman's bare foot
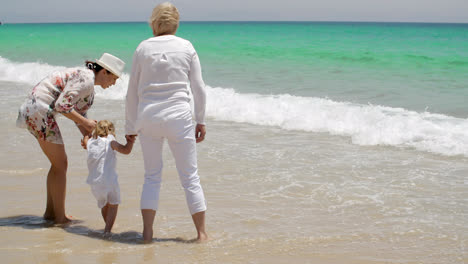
[43,205,55,221]
[43,213,55,221]
[54,215,72,224]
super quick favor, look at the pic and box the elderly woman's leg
[38,139,69,224]
[191,211,208,241]
[167,119,208,241]
[141,209,156,243]
[139,131,164,243]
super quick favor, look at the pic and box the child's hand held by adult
[81,135,89,149]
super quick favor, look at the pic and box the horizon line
[2,20,468,25]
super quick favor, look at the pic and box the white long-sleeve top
[125,35,206,135]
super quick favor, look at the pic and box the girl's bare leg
[101,204,109,223]
[141,209,156,243]
[38,139,70,224]
[104,204,118,233]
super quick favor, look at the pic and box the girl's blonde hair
[93,120,116,139]
[149,2,180,36]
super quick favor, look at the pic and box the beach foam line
[2,57,467,157]
[0,168,45,175]
[0,56,129,100]
[0,57,67,84]
[208,86,468,157]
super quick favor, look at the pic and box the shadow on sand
[0,215,197,244]
[0,214,61,229]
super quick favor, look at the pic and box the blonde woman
[17,53,125,224]
[82,120,135,233]
[125,2,208,242]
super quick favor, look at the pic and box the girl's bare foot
[197,232,209,242]
[142,228,153,244]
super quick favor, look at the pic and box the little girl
[82,120,136,233]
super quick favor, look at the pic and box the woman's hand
[62,110,96,135]
[125,135,137,144]
[195,124,206,143]
[81,118,97,135]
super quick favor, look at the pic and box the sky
[1,0,467,23]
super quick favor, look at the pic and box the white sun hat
[96,53,125,77]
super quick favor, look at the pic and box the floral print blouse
[17,68,95,144]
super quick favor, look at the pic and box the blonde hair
[149,2,180,36]
[92,120,116,139]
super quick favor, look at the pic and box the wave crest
[207,87,468,157]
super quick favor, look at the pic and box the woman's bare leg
[43,167,55,220]
[141,209,156,243]
[191,211,208,242]
[38,139,70,224]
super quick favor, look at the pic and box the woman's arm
[189,50,207,143]
[62,110,96,135]
[125,49,141,135]
[77,124,90,137]
[56,69,96,135]
[188,52,206,126]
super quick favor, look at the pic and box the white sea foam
[208,86,468,157]
[0,56,129,99]
[2,58,467,157]
[0,57,67,84]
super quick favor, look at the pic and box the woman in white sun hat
[16,53,125,224]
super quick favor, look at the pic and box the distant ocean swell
[2,57,467,157]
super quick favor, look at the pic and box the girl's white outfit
[126,35,206,215]
[86,135,121,209]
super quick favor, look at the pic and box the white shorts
[90,184,121,209]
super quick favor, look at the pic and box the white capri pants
[139,115,207,215]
